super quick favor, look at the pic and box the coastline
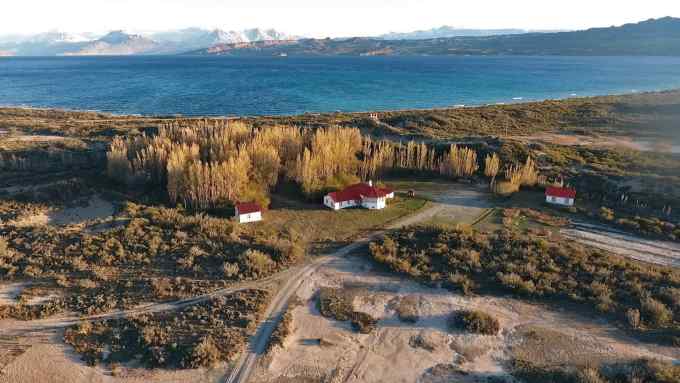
[1,88,679,120]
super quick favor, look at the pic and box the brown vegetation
[317,287,377,334]
[0,202,302,317]
[63,289,269,369]
[448,310,500,335]
[369,225,680,346]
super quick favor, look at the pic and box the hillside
[191,17,680,56]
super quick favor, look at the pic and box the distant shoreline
[1,88,679,120]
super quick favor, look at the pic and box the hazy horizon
[2,0,679,38]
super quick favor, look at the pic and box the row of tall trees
[107,120,544,208]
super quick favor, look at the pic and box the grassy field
[247,194,428,249]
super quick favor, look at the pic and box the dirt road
[0,270,292,338]
[225,184,493,383]
[562,222,680,268]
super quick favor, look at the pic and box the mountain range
[2,17,680,57]
[0,28,293,56]
[191,17,680,57]
[378,26,568,40]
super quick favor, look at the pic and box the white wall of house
[324,196,339,210]
[545,195,574,206]
[237,211,262,223]
[361,197,386,210]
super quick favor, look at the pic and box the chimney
[368,180,373,187]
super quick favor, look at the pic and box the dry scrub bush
[396,296,420,323]
[239,249,275,277]
[351,311,378,334]
[449,310,500,335]
[641,296,673,327]
[369,225,680,344]
[267,310,293,352]
[318,287,353,321]
[187,336,221,368]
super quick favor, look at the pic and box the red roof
[235,202,261,215]
[327,183,394,203]
[545,186,576,199]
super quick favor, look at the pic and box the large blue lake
[1,55,680,116]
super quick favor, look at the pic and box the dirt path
[561,222,680,268]
[0,270,293,338]
[252,253,678,383]
[225,184,494,383]
[224,205,444,383]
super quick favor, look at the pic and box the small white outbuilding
[545,186,576,207]
[234,202,262,224]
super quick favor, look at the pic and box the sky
[2,0,679,37]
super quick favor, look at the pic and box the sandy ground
[0,283,26,306]
[562,222,680,268]
[248,184,678,383]
[7,195,115,227]
[251,255,678,383]
[1,135,67,143]
[512,133,680,153]
[48,195,115,226]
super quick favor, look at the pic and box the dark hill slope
[190,17,680,56]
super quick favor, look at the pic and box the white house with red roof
[324,181,395,211]
[545,186,576,207]
[234,202,262,223]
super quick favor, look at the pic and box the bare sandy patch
[48,195,115,226]
[253,254,678,383]
[4,196,114,228]
[0,283,26,306]
[514,133,680,153]
[2,135,68,143]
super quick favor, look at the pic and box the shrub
[625,308,641,329]
[0,236,8,257]
[350,311,377,334]
[318,287,353,321]
[185,336,221,368]
[240,249,275,277]
[267,311,293,352]
[449,310,500,335]
[447,273,475,295]
[641,297,673,327]
[222,262,240,278]
[493,180,520,196]
[396,296,420,323]
[599,207,615,221]
[659,287,680,310]
[577,368,606,383]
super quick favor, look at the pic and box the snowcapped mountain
[149,27,294,52]
[64,31,159,55]
[0,27,293,56]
